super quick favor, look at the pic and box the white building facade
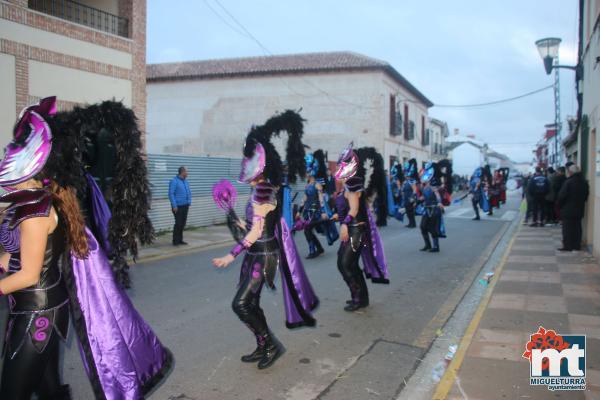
[427,117,449,161]
[146,52,433,171]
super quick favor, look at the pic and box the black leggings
[1,307,69,399]
[232,252,278,340]
[472,197,480,218]
[304,223,323,253]
[337,225,368,304]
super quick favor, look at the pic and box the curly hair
[49,182,88,259]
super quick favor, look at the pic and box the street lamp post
[535,37,577,168]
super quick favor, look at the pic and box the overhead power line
[433,85,554,108]
[200,1,555,111]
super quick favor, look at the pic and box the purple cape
[360,208,390,284]
[276,218,319,329]
[68,229,172,400]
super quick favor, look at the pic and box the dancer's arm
[340,191,360,242]
[0,216,50,295]
[212,202,275,268]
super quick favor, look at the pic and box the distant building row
[146,51,448,171]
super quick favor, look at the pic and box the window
[389,95,396,136]
[408,121,415,140]
[423,128,430,146]
[389,96,403,137]
[404,104,409,140]
[421,116,426,146]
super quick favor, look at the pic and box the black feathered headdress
[438,159,454,194]
[46,100,153,287]
[240,110,306,186]
[356,147,388,226]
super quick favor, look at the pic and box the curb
[431,220,521,399]
[129,238,234,264]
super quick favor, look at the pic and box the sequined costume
[419,162,446,252]
[0,97,172,399]
[215,110,318,370]
[333,144,389,312]
[299,150,338,258]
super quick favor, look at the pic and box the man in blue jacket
[169,166,191,245]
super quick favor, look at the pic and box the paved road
[0,193,521,400]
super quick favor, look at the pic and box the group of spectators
[522,162,589,251]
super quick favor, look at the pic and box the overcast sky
[147,1,579,163]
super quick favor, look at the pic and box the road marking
[445,208,472,218]
[431,221,520,399]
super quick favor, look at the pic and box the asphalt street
[0,193,521,400]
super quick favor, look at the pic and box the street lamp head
[535,37,562,75]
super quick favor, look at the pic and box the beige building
[147,51,434,171]
[0,0,147,146]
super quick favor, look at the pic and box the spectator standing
[557,164,589,251]
[527,167,550,227]
[545,167,557,224]
[169,166,192,246]
[552,166,567,222]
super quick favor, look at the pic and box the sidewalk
[434,224,600,400]
[133,225,234,262]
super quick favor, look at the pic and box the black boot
[306,242,318,259]
[429,237,440,253]
[314,239,324,256]
[420,234,432,251]
[257,334,285,370]
[241,335,266,362]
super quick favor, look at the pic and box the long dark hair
[356,147,388,224]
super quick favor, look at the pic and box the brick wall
[0,0,147,143]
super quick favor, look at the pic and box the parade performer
[332,143,389,312]
[298,150,338,258]
[387,162,403,220]
[498,167,509,205]
[0,97,172,399]
[402,159,419,228]
[469,167,483,220]
[482,165,494,215]
[419,162,445,252]
[212,110,318,370]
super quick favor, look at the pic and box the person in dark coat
[552,166,567,221]
[557,165,589,251]
[527,167,550,227]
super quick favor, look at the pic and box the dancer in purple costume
[332,143,389,312]
[212,110,318,369]
[0,97,172,399]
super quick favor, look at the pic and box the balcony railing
[29,0,129,38]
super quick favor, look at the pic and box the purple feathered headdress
[212,179,238,211]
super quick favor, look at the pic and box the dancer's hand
[212,254,234,268]
[331,213,339,221]
[340,224,349,242]
[321,213,328,220]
